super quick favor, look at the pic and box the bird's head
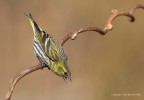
[53,61,71,82]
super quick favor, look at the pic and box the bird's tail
[25,13,42,33]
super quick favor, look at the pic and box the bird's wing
[44,34,61,62]
[44,33,68,62]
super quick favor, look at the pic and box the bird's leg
[40,62,47,70]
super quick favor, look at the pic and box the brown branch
[129,4,144,14]
[60,4,144,45]
[103,10,135,32]
[5,64,42,100]
[60,27,105,46]
[5,4,144,100]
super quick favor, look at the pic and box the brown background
[0,0,144,100]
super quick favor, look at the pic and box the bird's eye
[64,72,68,76]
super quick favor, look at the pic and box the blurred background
[0,0,144,100]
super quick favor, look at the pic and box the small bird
[25,13,71,81]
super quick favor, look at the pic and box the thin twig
[5,4,144,100]
[5,64,42,100]
[60,27,104,46]
[60,4,144,45]
[103,10,135,32]
[129,4,144,14]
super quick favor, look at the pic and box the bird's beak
[62,76,72,83]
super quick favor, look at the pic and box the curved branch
[103,10,135,32]
[5,4,144,100]
[130,4,144,14]
[60,4,144,45]
[5,64,42,100]
[60,27,104,46]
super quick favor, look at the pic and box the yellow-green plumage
[25,13,71,81]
